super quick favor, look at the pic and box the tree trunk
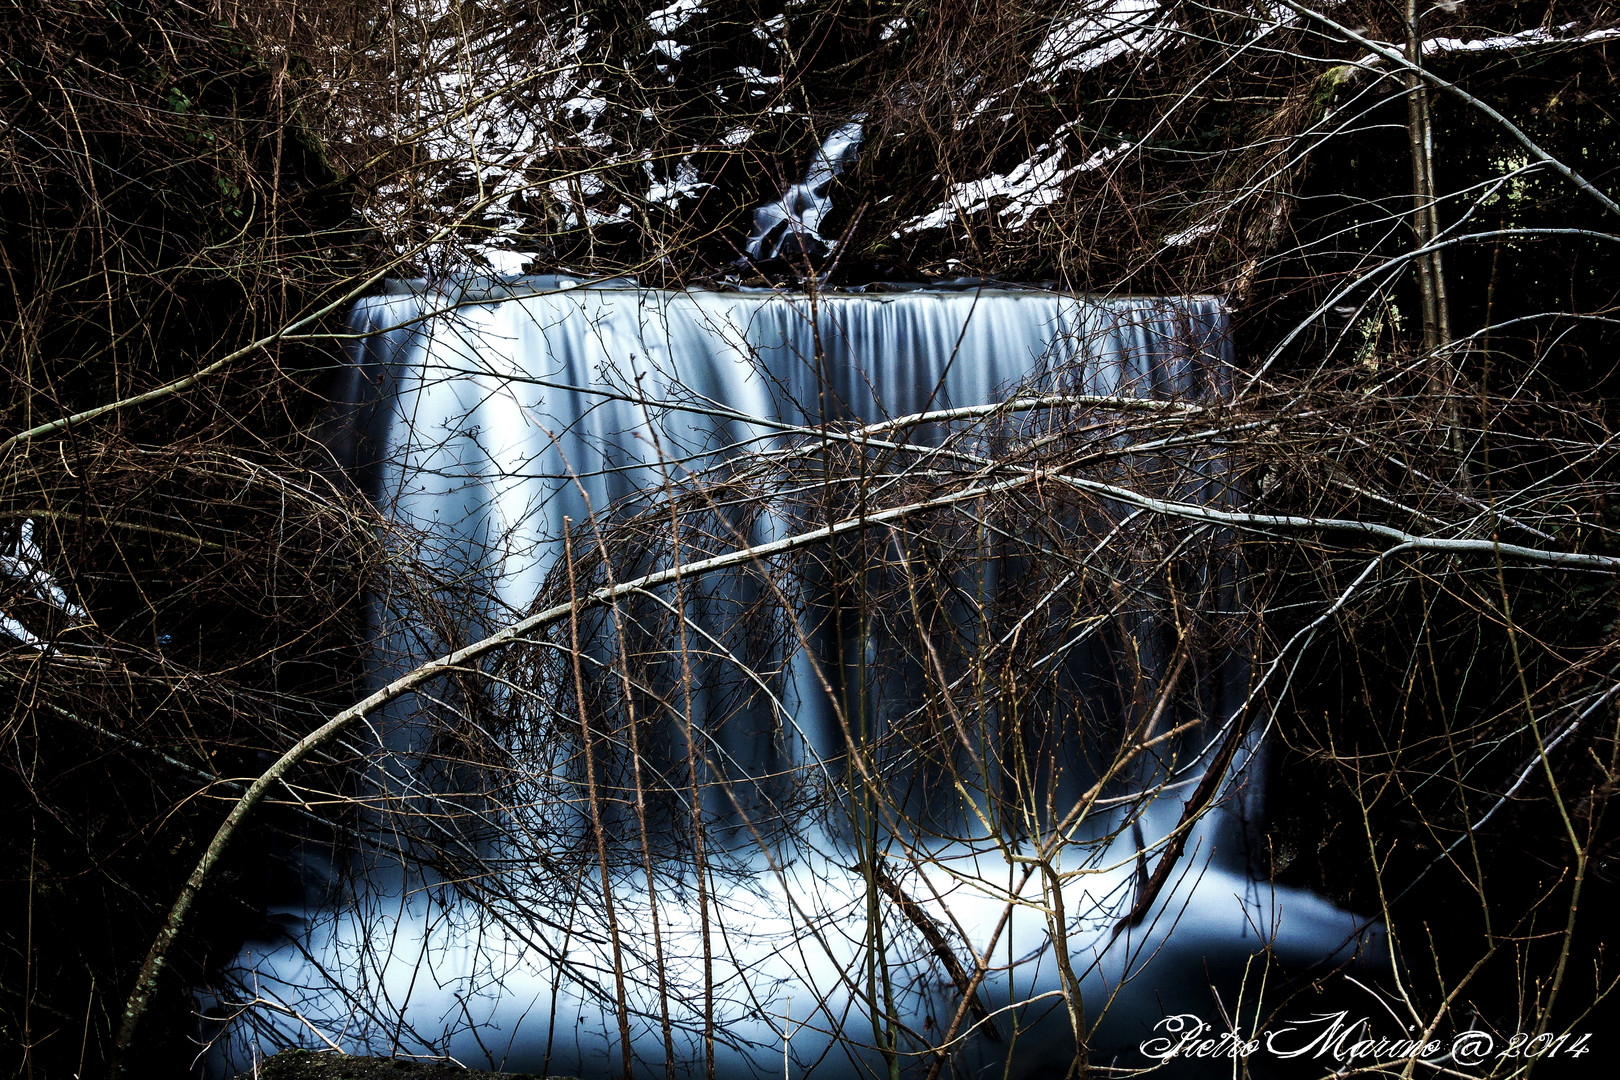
[1405,0,1451,352]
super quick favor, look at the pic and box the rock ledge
[236,1048,579,1080]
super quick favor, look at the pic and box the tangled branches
[3,0,1619,1077]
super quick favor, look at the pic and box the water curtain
[222,283,1375,1078]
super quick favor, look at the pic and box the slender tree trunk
[1404,0,1450,353]
[1404,0,1468,473]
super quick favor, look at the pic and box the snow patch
[476,249,534,276]
[645,157,710,207]
[648,0,704,37]
[1033,0,1175,81]
[1354,22,1620,65]
[752,14,786,45]
[902,138,1133,234]
[1163,222,1217,247]
[1424,22,1620,55]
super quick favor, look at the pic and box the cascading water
[745,124,864,261]
[216,280,1380,1078]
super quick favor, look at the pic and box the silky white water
[216,282,1378,1078]
[745,123,864,260]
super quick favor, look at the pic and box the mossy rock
[236,1048,579,1080]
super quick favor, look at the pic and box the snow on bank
[900,137,1133,235]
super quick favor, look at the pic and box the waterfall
[745,124,864,261]
[217,281,1379,1078]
